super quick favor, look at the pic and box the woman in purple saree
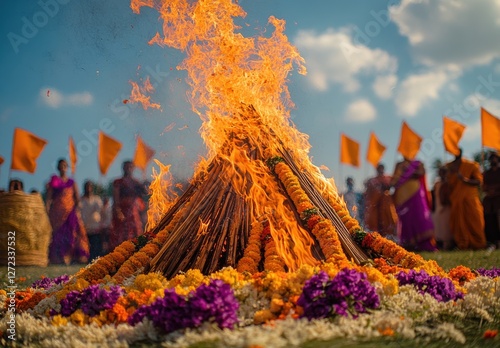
[46,159,90,264]
[391,158,437,251]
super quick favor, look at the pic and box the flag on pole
[442,116,466,156]
[98,131,122,176]
[69,136,77,176]
[10,128,48,173]
[366,131,386,168]
[133,135,156,172]
[481,107,500,151]
[340,133,360,167]
[397,121,422,160]
[0,156,4,166]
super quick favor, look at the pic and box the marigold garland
[237,222,263,273]
[262,224,286,273]
[272,159,348,265]
[359,231,448,278]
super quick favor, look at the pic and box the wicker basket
[0,191,52,266]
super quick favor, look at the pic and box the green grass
[2,249,499,288]
[418,249,500,271]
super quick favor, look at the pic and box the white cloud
[345,99,377,123]
[394,70,451,117]
[462,120,481,141]
[482,98,500,116]
[372,74,398,99]
[39,87,93,108]
[461,97,500,141]
[293,28,397,93]
[390,0,500,69]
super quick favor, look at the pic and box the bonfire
[1,0,499,347]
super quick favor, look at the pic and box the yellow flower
[51,315,68,326]
[133,273,167,292]
[254,309,275,325]
[70,309,87,326]
[211,267,244,288]
[270,298,284,314]
[182,269,206,287]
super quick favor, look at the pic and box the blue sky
[1,0,500,193]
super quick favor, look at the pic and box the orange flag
[0,156,4,166]
[10,128,48,173]
[481,108,500,151]
[443,116,466,156]
[397,121,422,160]
[340,133,360,167]
[133,135,156,172]
[98,131,122,176]
[69,136,77,175]
[366,131,386,168]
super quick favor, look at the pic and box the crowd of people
[2,159,149,265]
[2,149,499,265]
[344,150,500,252]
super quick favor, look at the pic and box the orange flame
[146,159,177,230]
[129,76,161,110]
[132,0,344,271]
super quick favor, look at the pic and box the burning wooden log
[147,122,368,278]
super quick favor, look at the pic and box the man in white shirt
[81,180,103,261]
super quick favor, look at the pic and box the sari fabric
[109,178,145,250]
[48,176,89,264]
[393,160,436,251]
[364,175,398,237]
[447,160,486,250]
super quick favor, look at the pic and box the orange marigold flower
[306,215,322,229]
[378,327,395,336]
[109,252,127,267]
[448,265,476,285]
[245,243,261,253]
[141,243,160,257]
[297,201,314,214]
[119,241,137,254]
[109,303,128,323]
[134,251,151,265]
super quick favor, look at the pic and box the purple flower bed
[58,284,123,317]
[476,267,500,278]
[297,269,380,320]
[129,279,239,333]
[31,275,70,290]
[396,270,463,302]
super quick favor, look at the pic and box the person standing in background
[100,196,113,253]
[343,177,362,222]
[363,163,398,240]
[46,158,89,265]
[109,161,147,250]
[431,167,453,250]
[483,151,500,249]
[81,180,104,261]
[446,149,486,250]
[391,158,437,251]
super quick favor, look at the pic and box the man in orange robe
[363,163,398,239]
[446,150,486,250]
